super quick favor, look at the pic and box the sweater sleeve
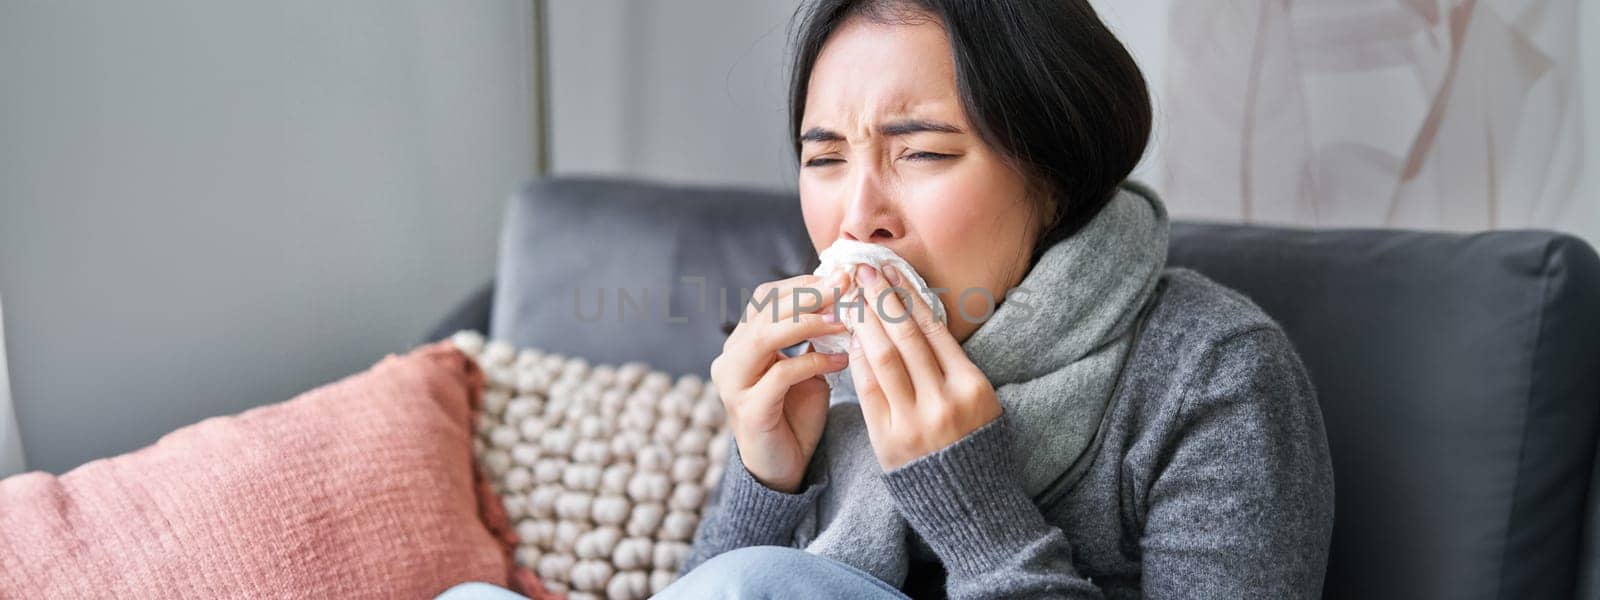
[883,419,1105,599]
[881,327,1335,600]
[1137,327,1335,598]
[679,435,828,575]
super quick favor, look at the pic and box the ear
[1022,184,1060,253]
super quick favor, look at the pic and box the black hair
[788,0,1152,266]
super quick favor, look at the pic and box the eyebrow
[798,119,965,143]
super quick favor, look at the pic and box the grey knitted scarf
[793,186,1169,585]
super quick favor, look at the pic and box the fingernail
[821,311,838,323]
[883,265,902,286]
[857,264,878,285]
[828,352,848,363]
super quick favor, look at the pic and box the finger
[868,265,944,394]
[751,348,849,406]
[754,312,851,354]
[846,337,891,432]
[723,313,847,388]
[781,270,852,320]
[728,350,791,430]
[882,265,966,370]
[847,265,917,416]
[744,271,852,324]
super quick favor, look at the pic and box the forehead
[803,16,961,125]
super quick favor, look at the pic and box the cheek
[902,163,1034,297]
[904,165,1028,257]
[799,178,842,252]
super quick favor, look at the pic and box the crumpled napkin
[805,240,947,386]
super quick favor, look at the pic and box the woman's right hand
[709,270,853,493]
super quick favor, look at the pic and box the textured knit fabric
[684,268,1336,599]
[799,187,1169,584]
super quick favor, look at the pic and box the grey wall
[0,0,535,473]
[547,0,800,190]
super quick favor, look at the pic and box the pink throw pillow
[0,341,544,598]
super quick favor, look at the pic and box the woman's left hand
[842,263,1003,470]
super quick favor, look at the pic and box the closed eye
[904,151,955,161]
[803,157,843,168]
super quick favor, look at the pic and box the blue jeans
[435,546,910,600]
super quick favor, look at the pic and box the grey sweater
[684,268,1337,599]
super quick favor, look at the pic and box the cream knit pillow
[451,331,729,600]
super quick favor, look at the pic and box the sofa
[427,177,1600,600]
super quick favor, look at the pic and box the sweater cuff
[882,418,1054,578]
[713,441,827,548]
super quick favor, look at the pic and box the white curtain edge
[0,293,27,476]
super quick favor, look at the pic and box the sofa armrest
[422,280,495,345]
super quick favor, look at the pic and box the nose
[838,165,902,243]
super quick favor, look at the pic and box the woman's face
[798,15,1043,342]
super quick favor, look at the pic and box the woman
[440,1,1333,598]
[671,1,1334,598]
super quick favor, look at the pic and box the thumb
[785,375,831,445]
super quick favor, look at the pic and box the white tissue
[805,240,947,374]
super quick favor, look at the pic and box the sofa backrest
[491,178,815,378]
